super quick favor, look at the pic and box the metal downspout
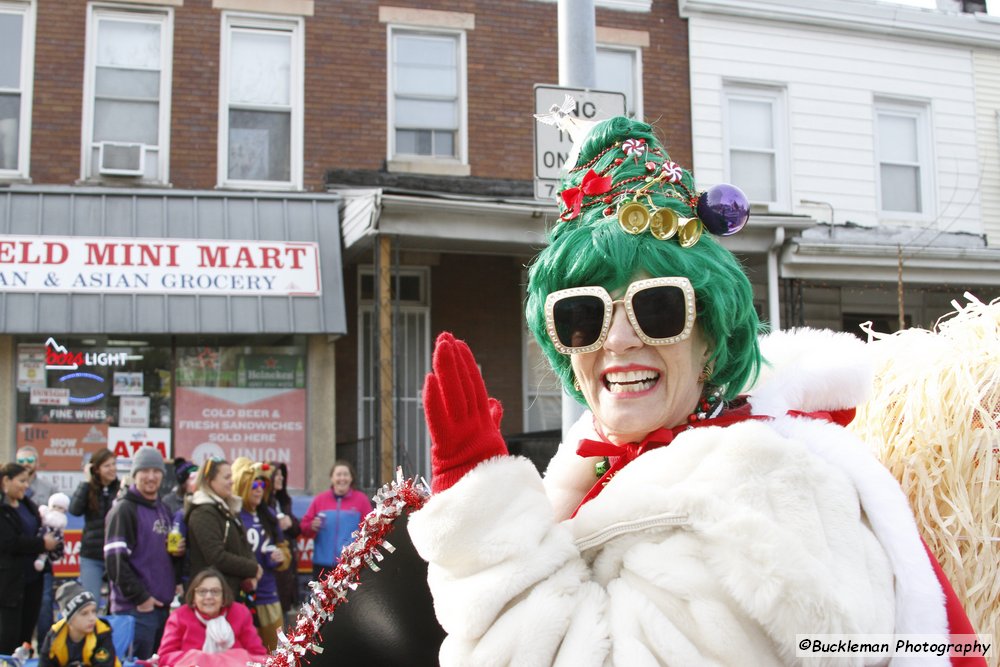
[768,226,785,331]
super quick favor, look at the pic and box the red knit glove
[424,332,507,493]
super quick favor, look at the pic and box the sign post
[533,85,626,202]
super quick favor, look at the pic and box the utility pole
[558,0,596,89]
[558,0,596,443]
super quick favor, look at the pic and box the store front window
[173,337,307,488]
[15,335,307,493]
[16,336,172,493]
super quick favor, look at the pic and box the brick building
[0,0,690,491]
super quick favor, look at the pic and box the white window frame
[0,1,35,181]
[80,4,173,184]
[385,25,469,173]
[217,12,304,191]
[528,0,651,11]
[722,83,789,211]
[874,98,934,220]
[596,44,643,120]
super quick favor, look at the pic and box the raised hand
[424,332,508,493]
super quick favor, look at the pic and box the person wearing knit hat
[38,581,119,667]
[104,447,175,659]
[229,457,291,651]
[406,114,980,665]
[131,446,166,479]
[162,458,199,516]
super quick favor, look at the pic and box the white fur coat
[408,329,949,666]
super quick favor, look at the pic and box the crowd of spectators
[0,448,367,667]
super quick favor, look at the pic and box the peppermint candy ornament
[622,138,646,157]
[662,161,684,184]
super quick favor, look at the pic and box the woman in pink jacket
[154,568,267,667]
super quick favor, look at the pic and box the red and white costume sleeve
[409,328,977,666]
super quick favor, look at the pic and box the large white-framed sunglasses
[544,276,696,355]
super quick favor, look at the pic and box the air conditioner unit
[98,142,145,176]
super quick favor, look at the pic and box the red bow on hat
[561,169,613,220]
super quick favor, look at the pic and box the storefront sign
[174,386,306,488]
[53,529,82,578]
[30,387,70,406]
[113,372,144,395]
[46,407,109,422]
[120,396,151,428]
[0,235,321,296]
[16,423,109,470]
[296,535,313,573]
[45,337,128,370]
[17,345,46,391]
[236,354,305,388]
[108,428,172,472]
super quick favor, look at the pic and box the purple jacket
[238,506,284,606]
[104,486,175,611]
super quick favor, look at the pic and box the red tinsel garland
[254,469,431,667]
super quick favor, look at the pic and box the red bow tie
[575,426,677,465]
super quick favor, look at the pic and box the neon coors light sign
[45,338,128,370]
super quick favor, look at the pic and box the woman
[230,457,291,650]
[162,458,199,516]
[156,567,267,667]
[163,459,198,595]
[407,116,979,665]
[185,458,260,604]
[301,461,371,579]
[69,448,120,603]
[0,463,60,653]
[266,461,300,616]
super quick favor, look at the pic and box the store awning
[0,187,347,335]
[782,223,1000,286]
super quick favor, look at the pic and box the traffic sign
[534,85,626,202]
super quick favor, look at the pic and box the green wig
[525,116,762,403]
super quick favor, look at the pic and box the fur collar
[748,327,874,416]
[190,488,242,516]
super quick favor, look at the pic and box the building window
[219,14,303,189]
[388,28,466,163]
[15,334,309,495]
[723,85,787,210]
[875,100,932,216]
[83,7,172,183]
[596,45,642,119]
[0,1,34,179]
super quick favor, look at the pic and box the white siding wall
[973,48,1000,246]
[689,15,982,234]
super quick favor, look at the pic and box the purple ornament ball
[697,183,750,236]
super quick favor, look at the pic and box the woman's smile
[602,365,661,395]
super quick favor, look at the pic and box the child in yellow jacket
[39,581,119,667]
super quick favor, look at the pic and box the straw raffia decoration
[851,293,999,665]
